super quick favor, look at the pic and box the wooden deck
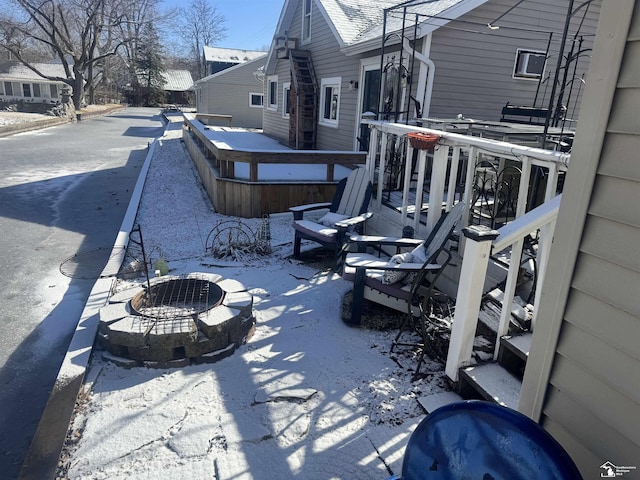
[182,114,366,217]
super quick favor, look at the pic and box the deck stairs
[289,50,317,150]
[418,288,533,413]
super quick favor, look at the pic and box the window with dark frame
[268,77,278,109]
[4,82,13,96]
[250,92,264,107]
[22,83,32,97]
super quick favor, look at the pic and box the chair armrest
[344,255,441,272]
[347,235,424,248]
[290,202,332,221]
[289,202,332,213]
[335,212,373,229]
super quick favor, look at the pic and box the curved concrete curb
[18,117,167,480]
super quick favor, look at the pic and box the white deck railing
[363,121,568,383]
[363,121,569,236]
[445,195,561,381]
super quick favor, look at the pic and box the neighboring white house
[193,55,267,129]
[0,61,67,104]
[263,0,601,151]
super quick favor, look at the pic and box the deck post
[426,145,449,230]
[445,225,499,382]
[326,163,335,182]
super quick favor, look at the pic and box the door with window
[357,66,381,151]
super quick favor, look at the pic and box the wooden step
[486,288,532,327]
[417,391,464,414]
[500,332,532,362]
[459,363,521,410]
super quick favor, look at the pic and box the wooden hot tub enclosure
[182,114,366,218]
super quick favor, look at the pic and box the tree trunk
[71,68,85,110]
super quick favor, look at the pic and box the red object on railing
[407,132,441,150]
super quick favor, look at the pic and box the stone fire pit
[97,272,254,368]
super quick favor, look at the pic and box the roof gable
[267,0,488,71]
[318,0,481,47]
[271,1,489,57]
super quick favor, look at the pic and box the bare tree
[179,0,227,79]
[115,0,173,87]
[0,0,161,109]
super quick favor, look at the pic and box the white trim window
[282,82,291,118]
[319,77,341,127]
[249,92,264,108]
[267,75,278,110]
[302,0,312,43]
[513,49,546,80]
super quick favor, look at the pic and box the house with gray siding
[263,0,600,151]
[193,55,267,129]
[519,0,640,475]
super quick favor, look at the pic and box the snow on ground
[57,121,450,479]
[0,111,50,126]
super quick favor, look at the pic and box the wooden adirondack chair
[343,201,465,371]
[291,167,372,270]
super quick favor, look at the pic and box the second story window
[302,0,312,42]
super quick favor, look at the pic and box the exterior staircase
[289,50,317,149]
[419,291,533,413]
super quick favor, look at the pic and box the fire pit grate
[131,276,224,319]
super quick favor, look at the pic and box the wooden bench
[500,103,549,125]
